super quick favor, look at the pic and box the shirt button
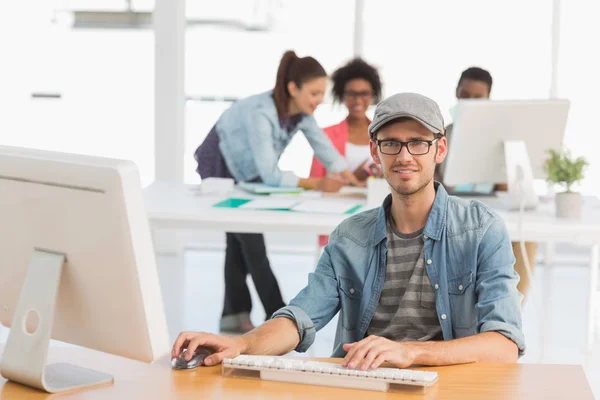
[426,259,432,265]
[441,314,447,320]
[434,284,439,290]
[423,235,428,240]
[350,288,355,294]
[458,284,463,291]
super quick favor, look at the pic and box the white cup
[200,177,235,194]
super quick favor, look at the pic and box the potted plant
[543,148,589,218]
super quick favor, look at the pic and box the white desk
[144,181,600,351]
[144,181,361,235]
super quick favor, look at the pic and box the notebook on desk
[238,182,304,195]
[213,198,362,215]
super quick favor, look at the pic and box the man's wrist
[232,335,249,354]
[405,341,429,365]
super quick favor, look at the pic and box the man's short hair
[457,67,493,93]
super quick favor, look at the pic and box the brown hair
[273,50,327,118]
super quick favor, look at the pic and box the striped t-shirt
[367,217,443,341]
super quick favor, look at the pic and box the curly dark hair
[331,58,382,104]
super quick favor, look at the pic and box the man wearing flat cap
[172,93,525,370]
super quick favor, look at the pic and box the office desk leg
[151,227,185,256]
[544,241,556,265]
[586,244,600,352]
[0,326,8,343]
[541,262,555,361]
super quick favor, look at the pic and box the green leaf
[543,148,589,192]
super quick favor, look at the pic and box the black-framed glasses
[343,90,374,100]
[376,138,440,156]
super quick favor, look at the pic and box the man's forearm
[410,332,518,365]
[234,318,300,356]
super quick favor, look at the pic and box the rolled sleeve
[480,320,526,356]
[271,306,317,353]
[476,216,526,356]
[278,171,300,188]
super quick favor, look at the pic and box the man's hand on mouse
[172,332,245,366]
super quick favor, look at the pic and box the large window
[557,1,600,195]
[362,0,553,122]
[0,3,156,186]
[184,0,356,183]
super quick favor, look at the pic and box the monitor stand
[0,249,113,393]
[504,140,539,211]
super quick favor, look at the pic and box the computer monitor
[443,99,570,208]
[0,146,170,393]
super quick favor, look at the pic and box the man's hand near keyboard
[342,336,414,370]
[342,332,519,371]
[172,318,300,366]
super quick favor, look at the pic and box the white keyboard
[222,355,438,393]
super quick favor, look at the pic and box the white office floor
[1,247,599,396]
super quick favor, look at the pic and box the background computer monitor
[0,146,170,393]
[443,99,570,186]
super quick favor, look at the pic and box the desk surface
[0,346,593,399]
[144,181,600,243]
[144,181,363,235]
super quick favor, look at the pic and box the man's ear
[370,140,381,165]
[435,135,448,164]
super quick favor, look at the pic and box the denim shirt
[272,183,525,357]
[215,91,347,187]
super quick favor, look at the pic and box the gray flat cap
[368,93,444,138]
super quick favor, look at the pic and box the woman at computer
[194,50,360,334]
[309,58,383,247]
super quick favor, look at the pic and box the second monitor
[442,99,570,208]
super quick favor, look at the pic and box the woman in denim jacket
[194,50,360,333]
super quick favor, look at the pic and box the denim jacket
[216,91,347,187]
[272,183,525,357]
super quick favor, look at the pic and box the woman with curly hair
[310,58,383,246]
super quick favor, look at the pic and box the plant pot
[555,192,581,218]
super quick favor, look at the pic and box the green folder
[345,205,363,214]
[213,198,252,208]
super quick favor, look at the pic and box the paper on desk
[292,200,362,214]
[339,186,368,196]
[238,198,301,210]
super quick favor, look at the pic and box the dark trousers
[222,232,286,319]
